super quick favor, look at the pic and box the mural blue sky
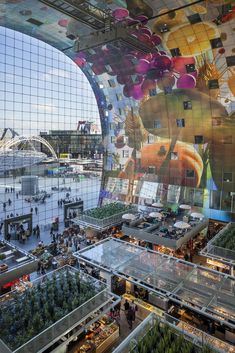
[0,26,100,136]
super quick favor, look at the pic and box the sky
[0,27,101,137]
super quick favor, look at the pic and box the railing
[165,314,235,353]
[12,290,109,353]
[112,312,235,353]
[75,207,137,228]
[0,266,112,353]
[208,245,235,262]
[200,222,235,263]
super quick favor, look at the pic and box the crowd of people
[44,225,86,256]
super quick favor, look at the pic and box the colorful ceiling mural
[1,0,235,219]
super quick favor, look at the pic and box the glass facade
[0,27,101,229]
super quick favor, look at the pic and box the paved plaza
[0,175,101,250]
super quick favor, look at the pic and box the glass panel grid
[78,239,235,327]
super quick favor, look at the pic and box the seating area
[122,205,208,249]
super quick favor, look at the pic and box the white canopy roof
[174,221,191,229]
[179,204,191,210]
[122,213,136,220]
[149,212,162,219]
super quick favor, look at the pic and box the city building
[40,128,103,159]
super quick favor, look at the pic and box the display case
[123,293,164,320]
[76,317,119,353]
[177,321,235,353]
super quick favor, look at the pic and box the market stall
[70,316,119,353]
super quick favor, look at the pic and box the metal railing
[74,207,137,229]
[0,266,113,353]
[112,312,235,353]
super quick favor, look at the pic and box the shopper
[41,264,46,275]
[131,300,138,321]
[36,225,40,239]
[124,299,130,316]
[37,260,42,274]
[126,307,134,329]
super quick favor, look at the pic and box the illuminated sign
[60,153,70,159]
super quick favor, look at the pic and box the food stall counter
[123,293,165,320]
[75,317,119,353]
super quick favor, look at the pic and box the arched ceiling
[1,0,235,205]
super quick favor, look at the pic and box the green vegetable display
[0,269,100,350]
[214,226,235,251]
[129,320,216,353]
[84,202,134,219]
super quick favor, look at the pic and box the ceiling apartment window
[176,119,185,128]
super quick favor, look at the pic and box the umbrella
[191,212,204,219]
[179,204,191,210]
[149,212,162,219]
[122,213,136,220]
[174,221,191,229]
[152,202,163,208]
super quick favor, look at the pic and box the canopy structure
[174,221,191,229]
[179,204,191,210]
[152,202,164,208]
[191,212,204,219]
[76,238,235,330]
[149,212,162,219]
[122,213,136,220]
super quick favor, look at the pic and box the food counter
[177,321,235,353]
[75,317,119,353]
[123,293,164,320]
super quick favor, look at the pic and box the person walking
[36,225,40,239]
[35,206,38,215]
[124,299,130,316]
[37,260,42,275]
[131,300,138,321]
[41,264,46,275]
[8,198,11,206]
[126,307,134,330]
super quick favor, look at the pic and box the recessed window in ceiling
[208,79,219,89]
[226,56,235,67]
[187,13,202,24]
[26,18,43,26]
[210,38,223,49]
[170,48,181,57]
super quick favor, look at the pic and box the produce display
[177,321,235,353]
[0,268,102,350]
[84,203,134,219]
[214,225,235,251]
[78,316,119,353]
[129,319,216,353]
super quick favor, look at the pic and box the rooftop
[76,238,235,329]
[122,214,208,249]
[200,222,235,266]
[0,240,37,287]
[0,265,119,353]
